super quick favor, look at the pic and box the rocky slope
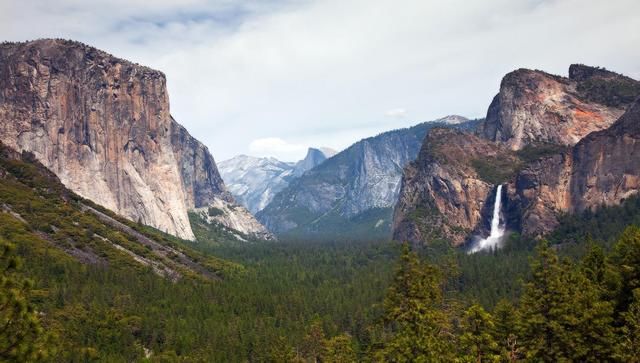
[219,155,295,214]
[506,97,640,237]
[0,39,271,241]
[0,142,236,280]
[393,128,520,246]
[258,116,480,238]
[477,64,639,150]
[394,65,640,247]
[218,147,335,214]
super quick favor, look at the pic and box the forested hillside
[0,144,397,361]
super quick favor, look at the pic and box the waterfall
[470,185,505,253]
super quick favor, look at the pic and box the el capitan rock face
[478,65,638,150]
[0,39,271,240]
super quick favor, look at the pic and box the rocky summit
[477,64,639,150]
[0,39,272,241]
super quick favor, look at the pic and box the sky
[1,0,639,161]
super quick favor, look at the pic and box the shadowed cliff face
[507,97,640,236]
[257,117,479,238]
[478,65,639,150]
[0,39,271,240]
[170,119,233,208]
[392,128,519,246]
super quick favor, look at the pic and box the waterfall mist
[470,184,505,253]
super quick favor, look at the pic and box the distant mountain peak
[313,147,337,157]
[434,115,470,125]
[293,147,336,177]
[219,147,334,214]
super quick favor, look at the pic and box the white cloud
[248,137,307,160]
[1,0,639,161]
[385,108,407,118]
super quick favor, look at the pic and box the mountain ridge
[219,147,335,213]
[257,116,480,238]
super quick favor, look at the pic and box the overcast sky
[2,0,639,161]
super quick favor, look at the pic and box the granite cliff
[258,116,480,238]
[507,97,640,237]
[478,64,639,150]
[0,39,271,240]
[393,128,520,246]
[394,65,640,247]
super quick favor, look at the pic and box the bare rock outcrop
[507,97,640,236]
[0,39,271,240]
[478,65,639,150]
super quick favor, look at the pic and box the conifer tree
[609,226,640,315]
[581,242,606,286]
[0,239,47,362]
[323,333,356,363]
[617,289,640,362]
[568,259,616,361]
[517,241,570,361]
[459,304,500,362]
[269,336,296,363]
[300,320,327,363]
[492,299,519,362]
[374,243,453,362]
[518,241,615,361]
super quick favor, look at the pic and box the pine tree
[581,242,606,286]
[617,288,640,362]
[517,241,569,361]
[609,226,640,316]
[323,333,356,363]
[459,304,500,362]
[373,243,453,362]
[269,336,296,363]
[300,320,327,363]
[569,259,616,361]
[0,239,47,362]
[518,241,615,361]
[492,299,519,362]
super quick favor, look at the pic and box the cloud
[385,108,407,118]
[248,137,307,160]
[1,0,639,162]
